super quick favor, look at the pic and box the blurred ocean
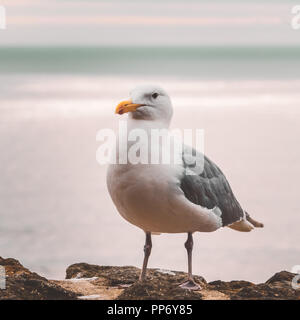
[0,47,300,283]
[1,47,300,78]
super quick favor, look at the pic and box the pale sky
[0,0,299,46]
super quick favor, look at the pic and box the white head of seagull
[115,85,173,125]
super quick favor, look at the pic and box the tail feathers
[228,219,254,232]
[228,212,264,232]
[245,212,264,228]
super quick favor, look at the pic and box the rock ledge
[0,257,299,300]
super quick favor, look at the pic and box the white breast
[106,118,222,233]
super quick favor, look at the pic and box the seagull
[107,85,263,290]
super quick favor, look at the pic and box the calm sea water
[0,47,299,283]
[1,46,300,78]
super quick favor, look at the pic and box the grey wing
[180,146,244,226]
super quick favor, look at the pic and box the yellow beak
[115,100,144,115]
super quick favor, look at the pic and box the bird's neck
[128,118,171,132]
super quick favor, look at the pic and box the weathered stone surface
[266,271,297,287]
[0,257,77,300]
[1,257,299,300]
[66,264,141,286]
[231,283,300,300]
[116,270,206,300]
[65,264,206,299]
[208,280,254,292]
[64,263,300,300]
[208,271,300,300]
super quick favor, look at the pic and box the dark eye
[152,92,159,99]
